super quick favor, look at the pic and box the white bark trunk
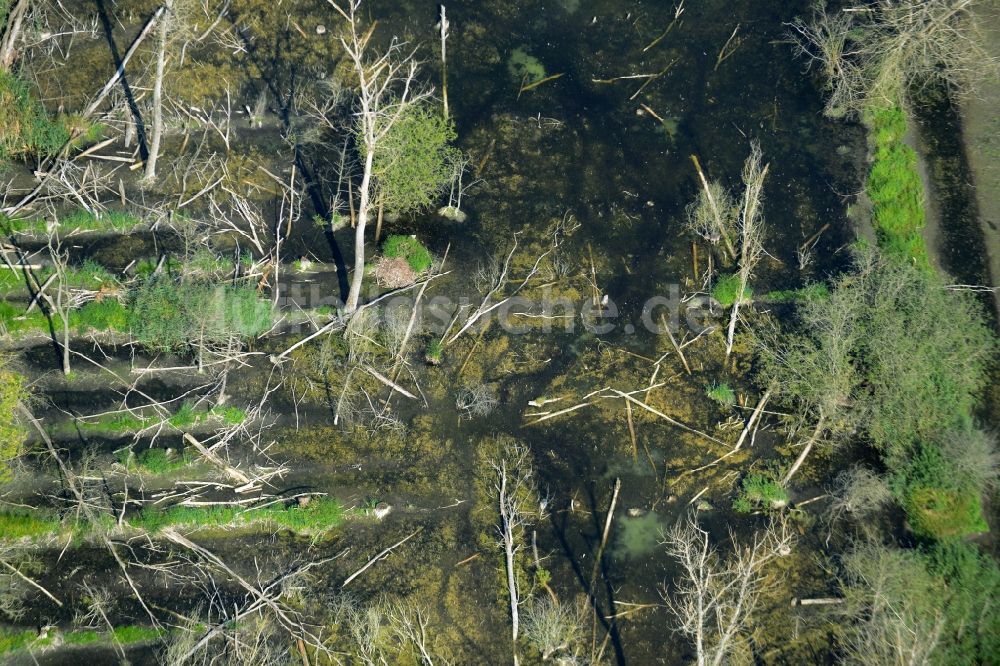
[144,0,172,181]
[344,146,374,312]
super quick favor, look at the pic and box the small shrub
[382,235,433,272]
[456,383,498,418]
[74,299,128,333]
[167,402,197,428]
[129,280,272,352]
[906,486,987,540]
[706,382,736,406]
[733,473,788,513]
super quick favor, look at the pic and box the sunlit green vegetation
[0,70,68,162]
[0,209,142,235]
[381,234,433,273]
[130,496,344,535]
[75,402,246,435]
[0,496,343,541]
[705,382,735,406]
[711,272,751,307]
[0,508,60,539]
[365,103,458,217]
[839,540,1000,664]
[762,248,996,539]
[866,106,929,268]
[0,366,27,480]
[732,472,788,512]
[117,447,191,475]
[0,624,164,656]
[128,279,273,352]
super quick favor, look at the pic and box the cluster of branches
[662,512,792,666]
[790,0,999,117]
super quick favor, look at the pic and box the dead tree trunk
[0,0,30,70]
[782,415,825,485]
[144,0,173,181]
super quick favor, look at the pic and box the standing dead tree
[491,442,538,666]
[145,0,175,180]
[725,141,769,358]
[43,229,74,375]
[144,0,219,180]
[662,512,791,666]
[327,0,434,313]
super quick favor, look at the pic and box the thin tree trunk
[783,416,825,485]
[345,148,374,312]
[690,154,736,259]
[144,0,172,181]
[725,296,741,358]
[62,312,70,375]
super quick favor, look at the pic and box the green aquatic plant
[705,382,736,406]
[507,47,546,84]
[733,473,789,512]
[382,234,433,273]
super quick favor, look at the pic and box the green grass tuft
[382,235,433,273]
[706,382,736,406]
[711,273,751,308]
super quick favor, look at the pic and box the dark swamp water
[8,0,951,664]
